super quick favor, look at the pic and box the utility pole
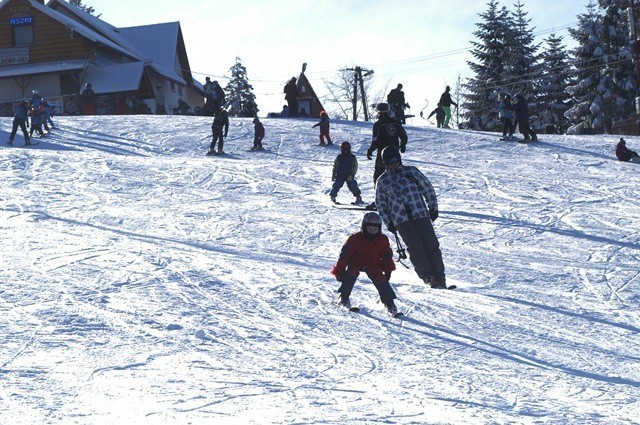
[345,66,374,121]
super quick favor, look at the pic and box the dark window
[12,24,34,46]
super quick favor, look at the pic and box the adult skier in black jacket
[367,102,408,185]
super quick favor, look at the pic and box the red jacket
[331,232,396,283]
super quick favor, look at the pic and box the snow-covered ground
[1,114,639,424]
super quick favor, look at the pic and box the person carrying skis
[312,110,332,145]
[498,93,515,140]
[251,117,265,151]
[367,102,408,185]
[209,108,229,155]
[8,99,31,146]
[616,138,640,163]
[439,85,457,128]
[331,212,399,315]
[375,146,447,289]
[387,83,408,124]
[512,93,537,141]
[427,102,446,128]
[330,141,364,204]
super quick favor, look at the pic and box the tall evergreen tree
[565,1,609,133]
[464,0,514,130]
[224,57,258,118]
[539,33,574,133]
[506,1,540,96]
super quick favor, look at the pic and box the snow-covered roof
[81,62,144,94]
[46,0,188,85]
[0,59,86,79]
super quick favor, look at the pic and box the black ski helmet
[340,141,351,152]
[381,145,401,166]
[376,102,390,114]
[361,212,382,234]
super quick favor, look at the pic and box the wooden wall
[0,0,84,64]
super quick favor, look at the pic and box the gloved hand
[400,144,406,153]
[367,149,374,160]
[430,210,439,222]
[335,272,343,282]
[346,174,354,182]
[387,223,396,233]
[384,271,393,283]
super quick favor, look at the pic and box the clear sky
[85,0,588,119]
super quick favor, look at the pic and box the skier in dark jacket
[208,108,229,155]
[329,141,363,204]
[8,99,31,146]
[512,93,537,141]
[312,110,332,145]
[498,94,515,139]
[331,212,399,315]
[367,102,408,185]
[387,83,408,124]
[283,77,300,117]
[616,138,640,163]
[439,85,457,128]
[375,146,447,289]
[427,103,446,128]
[251,117,265,151]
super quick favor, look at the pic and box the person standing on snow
[251,117,265,151]
[439,85,457,128]
[375,146,447,289]
[284,77,300,117]
[312,110,333,145]
[367,102,408,186]
[208,108,229,155]
[427,102,446,128]
[154,85,167,115]
[387,83,409,124]
[331,212,399,315]
[82,83,97,115]
[329,141,364,204]
[498,93,515,140]
[512,93,537,141]
[8,99,31,146]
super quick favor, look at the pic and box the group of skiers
[8,90,56,146]
[498,92,537,141]
[331,101,447,315]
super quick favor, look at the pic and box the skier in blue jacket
[8,99,31,146]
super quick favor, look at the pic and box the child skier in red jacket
[331,212,398,314]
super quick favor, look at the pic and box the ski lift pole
[419,100,430,120]
[394,232,410,269]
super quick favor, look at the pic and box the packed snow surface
[1,115,639,424]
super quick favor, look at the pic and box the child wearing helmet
[331,212,399,315]
[375,146,447,289]
[312,111,332,146]
[329,141,364,204]
[251,117,265,151]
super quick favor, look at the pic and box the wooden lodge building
[0,0,204,116]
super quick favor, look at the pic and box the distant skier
[427,103,445,128]
[82,83,97,115]
[375,146,447,289]
[512,93,537,141]
[439,85,457,128]
[209,108,229,155]
[329,141,363,204]
[8,99,31,146]
[312,110,332,145]
[616,138,640,163]
[331,212,399,315]
[498,93,515,140]
[367,102,408,185]
[251,117,265,151]
[387,83,409,124]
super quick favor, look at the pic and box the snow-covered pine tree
[464,0,515,130]
[597,0,637,127]
[565,1,608,133]
[539,33,574,133]
[69,0,97,15]
[224,57,258,118]
[505,1,540,97]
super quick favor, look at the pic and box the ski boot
[384,301,398,315]
[338,296,351,309]
[354,195,364,205]
[330,195,337,203]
